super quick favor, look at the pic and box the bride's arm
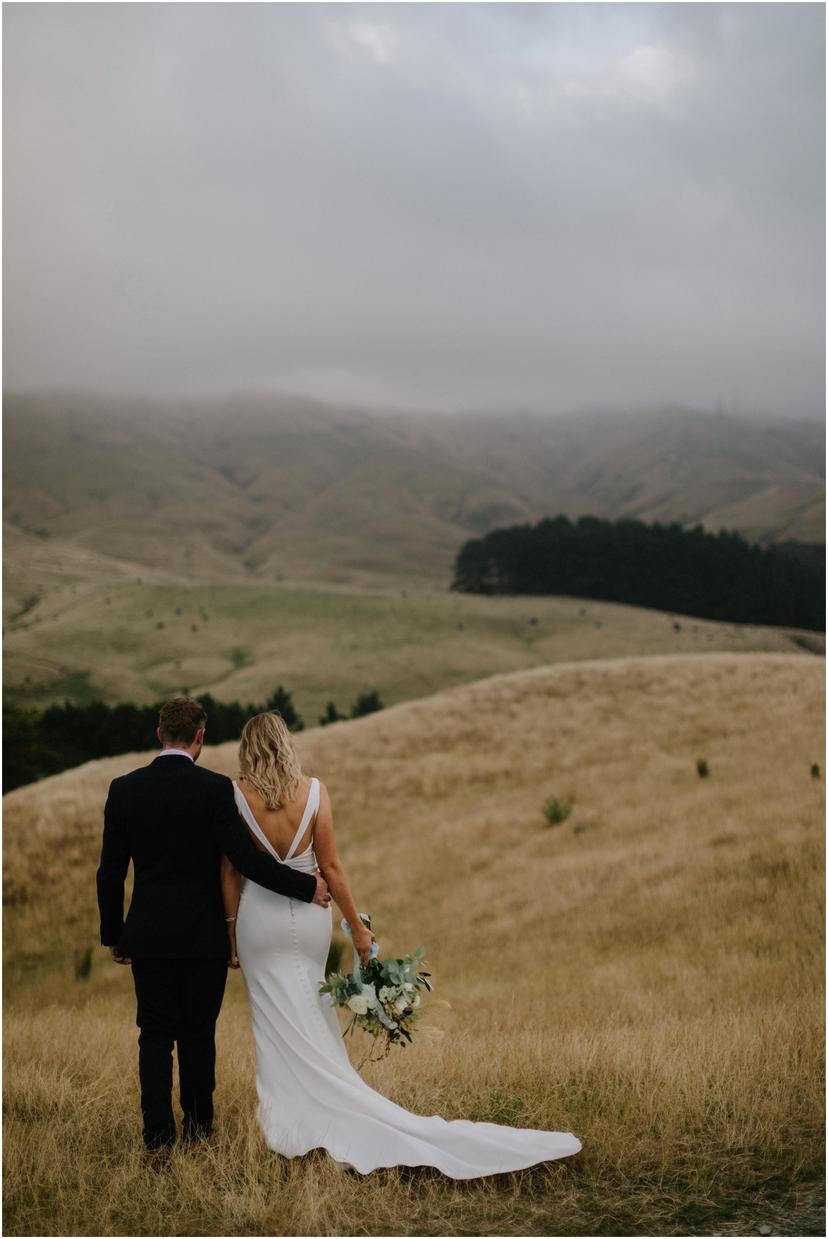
[313,781,376,964]
[221,855,243,967]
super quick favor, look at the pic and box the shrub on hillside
[264,686,304,731]
[543,796,573,826]
[351,690,384,718]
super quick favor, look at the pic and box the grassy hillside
[4,568,823,714]
[4,652,824,1235]
[6,392,822,722]
[5,395,824,592]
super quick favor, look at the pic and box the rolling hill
[5,391,823,714]
[4,568,823,713]
[4,651,824,1235]
[5,392,824,591]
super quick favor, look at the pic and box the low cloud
[561,43,698,105]
[3,2,824,419]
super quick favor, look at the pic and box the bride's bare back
[236,775,317,861]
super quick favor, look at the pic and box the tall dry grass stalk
[4,652,825,1235]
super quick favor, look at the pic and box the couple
[96,696,583,1177]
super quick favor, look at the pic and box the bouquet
[319,914,432,1064]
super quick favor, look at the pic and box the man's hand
[109,946,131,965]
[312,870,331,907]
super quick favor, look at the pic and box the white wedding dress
[232,778,582,1177]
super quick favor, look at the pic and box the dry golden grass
[4,652,825,1235]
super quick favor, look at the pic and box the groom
[96,696,331,1153]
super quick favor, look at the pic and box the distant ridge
[4,393,824,587]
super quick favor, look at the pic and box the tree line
[3,685,384,792]
[451,514,824,631]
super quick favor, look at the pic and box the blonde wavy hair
[238,712,303,810]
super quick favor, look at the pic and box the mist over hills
[4,392,824,588]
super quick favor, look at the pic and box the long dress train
[232,778,582,1178]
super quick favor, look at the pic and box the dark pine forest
[452,515,824,632]
[3,686,384,793]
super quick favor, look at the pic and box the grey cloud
[3,2,824,417]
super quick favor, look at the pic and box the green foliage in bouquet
[319,946,432,1062]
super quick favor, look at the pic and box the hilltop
[6,650,822,980]
[4,651,824,1234]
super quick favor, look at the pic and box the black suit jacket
[96,754,317,958]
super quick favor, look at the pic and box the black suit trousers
[131,956,228,1148]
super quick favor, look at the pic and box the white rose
[347,994,369,1015]
[361,984,378,1009]
[378,986,392,1003]
[394,996,409,1014]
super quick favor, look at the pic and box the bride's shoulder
[301,773,327,805]
[236,775,264,806]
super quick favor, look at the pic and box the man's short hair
[158,697,207,745]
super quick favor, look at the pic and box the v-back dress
[232,777,582,1177]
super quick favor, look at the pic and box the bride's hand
[352,924,377,967]
[227,921,240,969]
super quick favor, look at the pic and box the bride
[221,711,582,1178]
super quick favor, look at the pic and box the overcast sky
[3,2,825,418]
